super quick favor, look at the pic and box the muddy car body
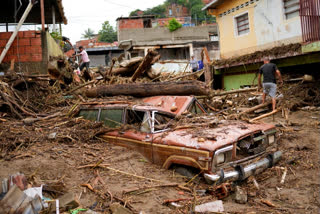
[79,96,281,183]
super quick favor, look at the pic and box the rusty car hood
[152,120,275,152]
[142,96,194,116]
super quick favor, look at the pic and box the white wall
[254,0,302,47]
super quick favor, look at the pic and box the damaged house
[117,15,220,61]
[0,0,67,74]
[202,0,320,90]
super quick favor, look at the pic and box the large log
[85,81,208,98]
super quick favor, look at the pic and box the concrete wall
[88,55,106,67]
[209,0,303,59]
[119,26,217,46]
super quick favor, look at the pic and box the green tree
[98,21,117,43]
[143,5,166,18]
[129,9,141,16]
[168,18,182,32]
[82,28,95,39]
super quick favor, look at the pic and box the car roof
[79,96,195,116]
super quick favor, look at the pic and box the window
[235,13,249,35]
[99,109,123,128]
[283,0,300,19]
[79,109,99,121]
[188,101,206,114]
[153,113,174,132]
[126,110,151,133]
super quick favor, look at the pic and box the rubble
[194,200,224,213]
[0,47,319,213]
[234,186,247,204]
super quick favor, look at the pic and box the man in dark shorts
[258,58,283,111]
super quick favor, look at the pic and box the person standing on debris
[190,55,198,72]
[258,58,283,111]
[75,46,90,73]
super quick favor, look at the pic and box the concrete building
[203,0,320,90]
[0,0,67,74]
[117,16,219,61]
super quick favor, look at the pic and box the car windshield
[153,112,174,132]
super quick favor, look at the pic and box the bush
[168,18,182,32]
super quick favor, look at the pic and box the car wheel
[173,165,199,180]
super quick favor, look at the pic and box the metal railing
[300,0,320,43]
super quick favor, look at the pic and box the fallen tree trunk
[85,81,208,98]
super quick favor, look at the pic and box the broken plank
[131,49,158,82]
[197,87,258,99]
[249,109,280,123]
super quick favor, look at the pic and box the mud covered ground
[0,109,319,214]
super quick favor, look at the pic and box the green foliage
[82,28,95,39]
[98,21,117,43]
[168,18,182,32]
[129,9,141,17]
[50,31,62,40]
[144,5,166,18]
[128,0,216,24]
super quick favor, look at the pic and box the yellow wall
[46,32,64,58]
[209,0,258,59]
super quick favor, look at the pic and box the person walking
[190,55,198,72]
[76,46,90,73]
[258,57,283,111]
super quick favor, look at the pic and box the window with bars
[235,13,250,36]
[283,0,300,19]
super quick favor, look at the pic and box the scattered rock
[234,186,247,204]
[195,200,224,213]
[110,203,133,214]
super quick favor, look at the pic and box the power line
[103,0,135,9]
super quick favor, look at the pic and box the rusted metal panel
[300,0,320,43]
[142,96,194,115]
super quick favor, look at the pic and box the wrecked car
[78,96,281,184]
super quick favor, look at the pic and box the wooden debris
[163,197,194,205]
[77,163,110,169]
[131,49,159,81]
[249,109,280,123]
[23,112,62,125]
[261,199,276,207]
[197,87,258,99]
[123,183,179,194]
[280,167,288,184]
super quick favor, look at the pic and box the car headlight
[216,153,225,164]
[268,135,275,144]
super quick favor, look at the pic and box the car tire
[173,166,198,180]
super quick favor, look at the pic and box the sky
[62,0,166,43]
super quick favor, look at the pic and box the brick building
[0,0,67,74]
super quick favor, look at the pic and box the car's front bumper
[204,151,282,184]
